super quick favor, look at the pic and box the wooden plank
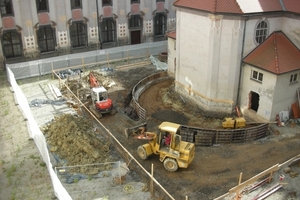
[53,86,62,98]
[48,84,56,99]
[229,164,280,193]
[292,101,300,119]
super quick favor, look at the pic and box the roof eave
[242,62,294,75]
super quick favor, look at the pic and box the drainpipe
[96,0,102,49]
[236,16,249,107]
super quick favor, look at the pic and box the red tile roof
[173,0,300,14]
[243,31,300,74]
[174,0,243,14]
[166,31,176,39]
[282,0,300,13]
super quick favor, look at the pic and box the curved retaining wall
[131,70,172,121]
[132,73,270,146]
[180,123,269,146]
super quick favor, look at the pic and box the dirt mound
[41,114,115,171]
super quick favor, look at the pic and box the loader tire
[137,146,148,160]
[163,158,178,172]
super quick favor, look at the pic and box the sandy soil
[1,61,300,200]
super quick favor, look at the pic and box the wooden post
[106,53,110,68]
[150,163,154,197]
[82,58,85,73]
[235,172,243,200]
[268,171,273,183]
[185,196,188,200]
[51,62,54,80]
[127,50,129,64]
[146,47,149,57]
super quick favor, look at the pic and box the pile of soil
[41,114,115,171]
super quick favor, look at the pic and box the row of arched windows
[2,13,167,59]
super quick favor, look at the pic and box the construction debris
[289,171,299,178]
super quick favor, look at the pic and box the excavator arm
[89,72,99,88]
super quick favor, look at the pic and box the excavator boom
[89,73,99,88]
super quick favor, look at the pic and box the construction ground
[1,59,300,200]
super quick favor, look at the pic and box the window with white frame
[251,70,263,82]
[290,73,298,84]
[255,20,268,44]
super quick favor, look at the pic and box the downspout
[236,16,249,107]
[96,0,102,49]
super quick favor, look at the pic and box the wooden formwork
[180,123,269,147]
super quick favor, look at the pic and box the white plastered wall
[239,64,276,121]
[175,8,243,113]
[167,37,176,76]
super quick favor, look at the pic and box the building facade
[170,0,300,121]
[0,0,176,67]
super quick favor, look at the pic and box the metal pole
[95,0,101,49]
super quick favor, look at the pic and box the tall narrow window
[71,0,81,9]
[102,0,112,6]
[0,0,13,16]
[70,22,87,48]
[2,31,22,58]
[129,15,142,29]
[37,26,55,53]
[36,0,48,12]
[101,18,115,43]
[255,20,268,44]
[154,13,166,36]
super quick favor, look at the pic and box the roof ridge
[273,33,280,74]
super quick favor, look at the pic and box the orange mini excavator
[88,72,114,118]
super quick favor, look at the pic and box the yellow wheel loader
[136,122,195,172]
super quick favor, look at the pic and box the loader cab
[91,87,108,103]
[158,122,181,150]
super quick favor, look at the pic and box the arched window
[255,20,268,44]
[70,22,87,48]
[101,18,115,43]
[37,26,55,53]
[154,13,166,36]
[2,31,22,58]
[129,15,142,29]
